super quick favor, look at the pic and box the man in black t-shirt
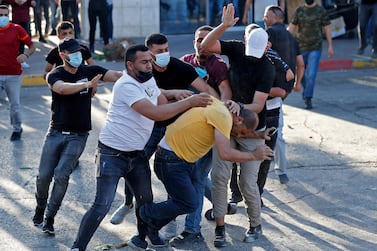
[201,3,274,248]
[32,38,122,236]
[263,5,305,185]
[44,21,94,78]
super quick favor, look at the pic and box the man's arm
[242,0,252,25]
[218,79,232,101]
[50,74,103,95]
[131,93,212,121]
[293,54,305,92]
[243,91,269,113]
[201,3,239,54]
[191,77,220,99]
[287,23,297,35]
[102,70,123,82]
[323,25,334,58]
[214,129,273,162]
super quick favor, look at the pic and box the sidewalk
[21,33,377,87]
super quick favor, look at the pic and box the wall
[80,0,159,40]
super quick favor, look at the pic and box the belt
[52,129,87,136]
[98,141,143,157]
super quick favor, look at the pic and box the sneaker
[127,235,148,250]
[357,47,365,55]
[214,225,227,247]
[42,217,55,235]
[160,219,178,240]
[227,203,237,214]
[10,128,22,141]
[169,231,204,247]
[49,29,57,36]
[147,227,168,248]
[372,52,377,59]
[110,203,133,224]
[243,224,262,243]
[229,193,243,204]
[21,62,30,69]
[204,208,214,221]
[32,207,45,227]
[39,37,47,43]
[278,174,289,184]
[304,98,312,110]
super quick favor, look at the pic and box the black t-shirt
[267,23,301,92]
[46,43,92,67]
[220,40,274,130]
[47,64,108,132]
[153,57,199,127]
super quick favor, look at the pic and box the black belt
[98,141,143,157]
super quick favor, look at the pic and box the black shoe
[127,235,148,250]
[42,217,55,235]
[204,208,214,221]
[39,37,47,43]
[147,226,168,248]
[227,203,237,214]
[244,224,262,243]
[49,29,56,36]
[278,174,289,184]
[229,193,243,204]
[10,128,22,141]
[357,47,365,55]
[214,225,227,247]
[305,98,312,110]
[169,231,204,247]
[32,207,45,227]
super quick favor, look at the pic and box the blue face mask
[154,52,170,67]
[0,16,9,28]
[195,67,207,79]
[68,51,82,68]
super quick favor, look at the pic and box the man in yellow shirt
[138,97,273,246]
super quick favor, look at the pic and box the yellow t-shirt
[165,97,232,163]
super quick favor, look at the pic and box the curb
[22,75,46,87]
[317,57,377,71]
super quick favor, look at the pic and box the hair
[124,44,149,66]
[245,23,261,36]
[195,25,213,34]
[266,5,285,22]
[0,5,9,11]
[145,33,168,48]
[240,109,259,130]
[57,21,74,34]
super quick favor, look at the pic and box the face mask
[195,67,207,79]
[305,0,315,4]
[0,16,9,28]
[154,52,170,67]
[136,71,153,83]
[67,51,82,68]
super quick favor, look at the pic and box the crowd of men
[0,1,339,250]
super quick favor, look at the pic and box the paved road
[0,34,376,251]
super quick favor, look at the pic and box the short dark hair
[57,21,74,34]
[266,5,285,22]
[0,5,9,11]
[240,109,259,130]
[125,44,149,65]
[145,33,168,48]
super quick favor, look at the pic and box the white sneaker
[110,203,133,224]
[21,62,30,69]
[160,219,178,241]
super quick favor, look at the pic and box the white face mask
[154,52,170,67]
[67,51,83,68]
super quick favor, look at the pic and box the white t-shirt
[99,70,161,151]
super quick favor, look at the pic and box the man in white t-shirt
[71,44,212,251]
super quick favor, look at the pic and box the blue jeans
[301,50,321,99]
[72,142,152,250]
[141,147,198,230]
[184,150,212,233]
[358,3,377,51]
[0,75,22,132]
[35,128,88,217]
